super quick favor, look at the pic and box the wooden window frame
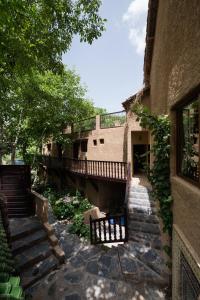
[176,92,200,188]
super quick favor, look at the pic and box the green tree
[1,68,96,163]
[0,0,106,93]
[0,0,106,162]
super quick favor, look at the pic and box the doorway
[73,142,80,159]
[133,144,149,174]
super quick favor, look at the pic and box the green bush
[69,214,90,239]
[42,186,92,238]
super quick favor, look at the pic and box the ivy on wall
[132,103,173,235]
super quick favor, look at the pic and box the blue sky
[62,0,148,112]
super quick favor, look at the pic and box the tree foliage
[0,0,106,92]
[132,103,173,235]
[0,68,96,161]
[0,0,106,162]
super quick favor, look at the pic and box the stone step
[15,240,52,271]
[10,216,43,241]
[117,244,168,286]
[126,242,169,280]
[128,231,162,250]
[21,255,59,289]
[12,229,48,255]
[128,204,157,214]
[128,220,160,235]
[129,191,151,200]
[128,212,159,224]
[128,199,156,208]
[129,186,150,193]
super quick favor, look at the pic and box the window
[100,139,104,144]
[93,140,97,146]
[180,252,200,299]
[81,140,88,152]
[177,95,200,185]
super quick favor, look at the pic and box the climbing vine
[132,103,173,235]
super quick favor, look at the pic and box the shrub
[42,186,92,238]
[69,214,90,239]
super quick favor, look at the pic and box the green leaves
[0,0,106,79]
[43,186,92,239]
[0,67,96,161]
[0,1,106,161]
[132,103,173,236]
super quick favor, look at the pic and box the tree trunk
[22,143,27,162]
[11,144,16,164]
[0,151,2,165]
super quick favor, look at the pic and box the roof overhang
[143,0,159,87]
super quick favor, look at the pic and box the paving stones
[64,294,81,300]
[70,254,85,268]
[64,271,83,284]
[86,259,99,275]
[25,190,170,300]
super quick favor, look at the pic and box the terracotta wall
[66,115,127,162]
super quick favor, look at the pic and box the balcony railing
[39,156,128,182]
[73,117,96,133]
[100,110,126,129]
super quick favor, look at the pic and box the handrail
[100,110,126,129]
[73,116,96,133]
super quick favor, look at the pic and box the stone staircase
[123,179,169,286]
[9,216,61,289]
[26,222,168,300]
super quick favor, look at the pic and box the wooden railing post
[90,215,93,244]
[124,208,128,242]
[85,157,88,176]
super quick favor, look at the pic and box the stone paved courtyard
[25,203,170,300]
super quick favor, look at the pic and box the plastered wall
[150,0,200,255]
[67,115,127,162]
[150,0,200,115]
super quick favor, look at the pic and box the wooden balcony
[40,156,128,182]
